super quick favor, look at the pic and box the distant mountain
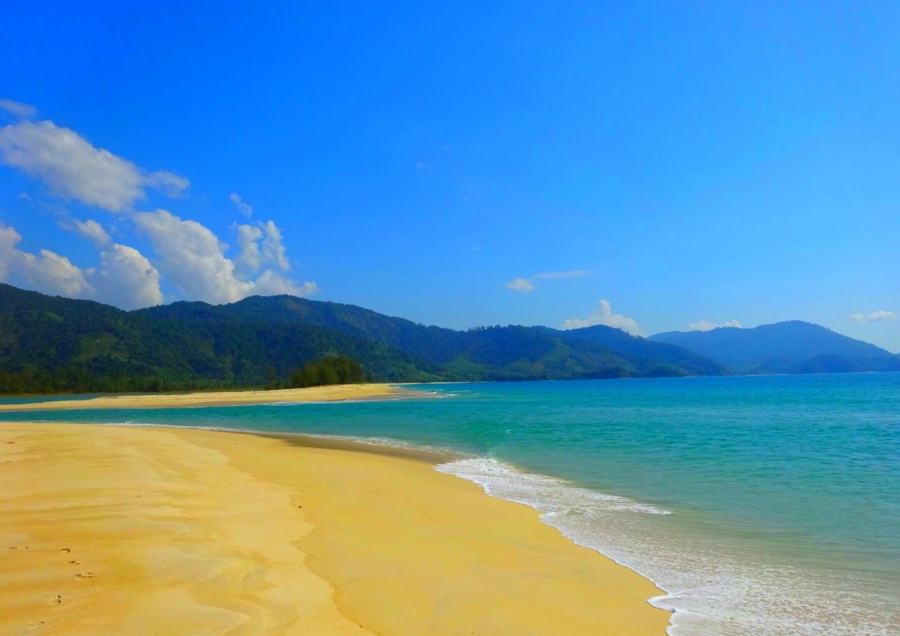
[0,284,725,394]
[541,324,727,377]
[140,294,728,380]
[649,321,897,374]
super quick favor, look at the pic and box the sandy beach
[0,422,669,635]
[0,383,407,412]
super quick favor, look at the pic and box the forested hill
[650,321,900,374]
[138,294,728,380]
[0,284,727,393]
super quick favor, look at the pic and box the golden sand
[0,383,404,412]
[0,423,669,635]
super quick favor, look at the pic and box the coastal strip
[0,383,412,411]
[0,422,669,635]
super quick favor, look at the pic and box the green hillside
[0,284,726,394]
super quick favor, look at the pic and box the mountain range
[0,283,723,393]
[650,321,900,374]
[0,283,896,394]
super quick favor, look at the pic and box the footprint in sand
[66,560,80,565]
[58,548,70,553]
[75,572,94,580]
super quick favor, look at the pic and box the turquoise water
[2,373,898,634]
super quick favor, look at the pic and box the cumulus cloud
[687,319,742,332]
[1,221,162,308]
[2,212,314,308]
[562,299,643,335]
[0,98,37,119]
[0,222,93,298]
[506,269,589,293]
[850,310,897,323]
[253,270,318,297]
[506,277,534,293]
[230,193,254,217]
[0,119,188,212]
[134,210,315,304]
[22,250,93,297]
[0,223,21,281]
[259,220,289,271]
[134,210,248,303]
[234,223,264,274]
[92,243,163,310]
[235,220,291,275]
[0,104,314,308]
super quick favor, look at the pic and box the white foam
[437,457,670,515]
[436,457,899,636]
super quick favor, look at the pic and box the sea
[2,373,898,635]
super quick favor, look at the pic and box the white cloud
[134,210,315,304]
[850,310,897,323]
[134,210,248,303]
[91,243,163,310]
[0,98,37,119]
[235,223,264,274]
[0,119,188,212]
[562,299,643,335]
[71,219,112,247]
[0,107,314,308]
[234,220,291,275]
[150,171,190,198]
[230,193,254,217]
[687,319,742,332]
[0,222,93,298]
[1,221,162,309]
[22,249,93,297]
[253,271,318,297]
[506,277,534,293]
[533,270,590,281]
[259,220,289,271]
[0,223,21,281]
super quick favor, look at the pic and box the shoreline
[0,383,421,411]
[0,421,670,635]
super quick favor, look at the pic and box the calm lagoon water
[3,373,898,635]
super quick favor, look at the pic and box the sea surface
[2,373,898,635]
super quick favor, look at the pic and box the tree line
[288,355,366,388]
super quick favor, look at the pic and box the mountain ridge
[0,284,726,393]
[649,320,898,374]
[2,283,893,394]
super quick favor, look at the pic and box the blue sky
[1,1,898,351]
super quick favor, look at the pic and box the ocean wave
[436,457,671,516]
[435,457,898,636]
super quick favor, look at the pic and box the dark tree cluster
[0,367,187,395]
[289,356,366,388]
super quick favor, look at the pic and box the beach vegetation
[289,356,366,388]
